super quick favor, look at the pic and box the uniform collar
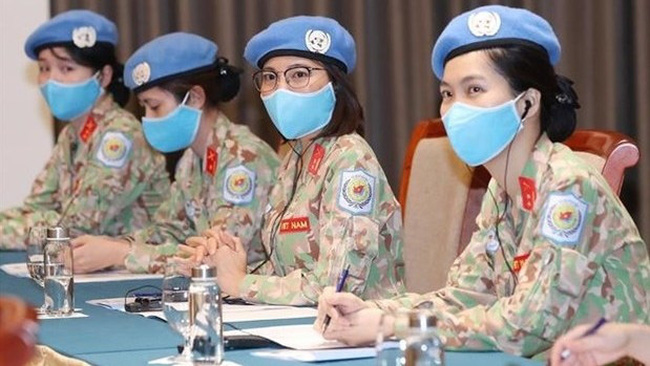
[516,133,554,212]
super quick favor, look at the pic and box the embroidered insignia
[96,132,132,168]
[338,170,376,215]
[79,116,97,143]
[519,177,536,211]
[512,252,531,273]
[468,11,501,37]
[279,217,311,234]
[540,192,589,246]
[72,26,97,48]
[305,29,331,53]
[205,147,218,176]
[308,144,325,175]
[223,165,255,204]
[132,62,151,86]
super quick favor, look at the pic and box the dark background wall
[51,0,649,246]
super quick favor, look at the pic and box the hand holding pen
[322,264,351,332]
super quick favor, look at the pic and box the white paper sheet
[148,356,241,365]
[251,348,378,362]
[87,297,318,323]
[1,262,162,283]
[224,324,346,350]
[38,311,88,320]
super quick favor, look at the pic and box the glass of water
[26,226,47,313]
[162,262,192,362]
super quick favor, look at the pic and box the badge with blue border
[338,170,376,215]
[96,132,132,168]
[540,192,589,247]
[223,165,255,204]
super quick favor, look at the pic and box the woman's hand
[210,232,247,297]
[313,287,384,346]
[71,235,130,273]
[550,322,638,366]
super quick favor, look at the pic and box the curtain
[51,0,650,244]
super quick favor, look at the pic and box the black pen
[322,265,350,332]
[560,317,607,361]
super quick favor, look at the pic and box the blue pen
[560,317,607,360]
[322,265,351,331]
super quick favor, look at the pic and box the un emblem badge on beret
[305,29,331,53]
[72,26,97,48]
[132,62,151,86]
[468,11,501,37]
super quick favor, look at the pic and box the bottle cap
[191,264,217,279]
[46,227,69,240]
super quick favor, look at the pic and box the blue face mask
[39,73,103,121]
[261,82,336,140]
[142,93,202,153]
[442,93,526,167]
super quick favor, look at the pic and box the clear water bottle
[189,265,223,364]
[395,310,444,366]
[43,227,74,316]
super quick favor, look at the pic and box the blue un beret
[244,15,356,73]
[24,10,118,60]
[124,32,218,92]
[431,5,561,79]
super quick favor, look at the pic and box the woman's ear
[99,65,113,89]
[187,85,206,109]
[520,88,541,120]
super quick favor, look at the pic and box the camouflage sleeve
[124,181,189,273]
[383,175,642,357]
[211,154,279,270]
[239,141,402,305]
[60,123,167,237]
[0,138,68,249]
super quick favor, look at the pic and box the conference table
[0,252,542,365]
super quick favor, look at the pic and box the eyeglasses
[252,66,325,93]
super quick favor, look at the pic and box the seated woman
[315,5,650,358]
[0,10,170,250]
[71,33,280,274]
[182,16,405,305]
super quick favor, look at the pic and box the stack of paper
[1,262,162,283]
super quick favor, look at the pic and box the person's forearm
[628,323,650,363]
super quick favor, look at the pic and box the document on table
[224,324,398,362]
[1,262,162,283]
[87,297,318,322]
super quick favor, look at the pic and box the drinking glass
[162,262,192,362]
[25,226,48,314]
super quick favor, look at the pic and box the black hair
[314,61,365,138]
[154,58,242,107]
[483,44,581,142]
[42,42,130,107]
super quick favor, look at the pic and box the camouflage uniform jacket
[124,113,280,273]
[373,134,650,358]
[0,96,170,249]
[239,133,406,306]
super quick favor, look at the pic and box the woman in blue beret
[181,16,405,306]
[0,10,170,249]
[71,32,280,274]
[315,5,649,358]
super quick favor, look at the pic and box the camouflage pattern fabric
[372,134,650,358]
[239,133,406,305]
[124,113,280,273]
[0,96,170,249]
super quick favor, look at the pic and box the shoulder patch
[337,170,376,215]
[540,192,589,247]
[96,132,132,168]
[223,165,256,205]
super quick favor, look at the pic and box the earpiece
[521,100,532,120]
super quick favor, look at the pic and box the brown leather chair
[399,118,640,293]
